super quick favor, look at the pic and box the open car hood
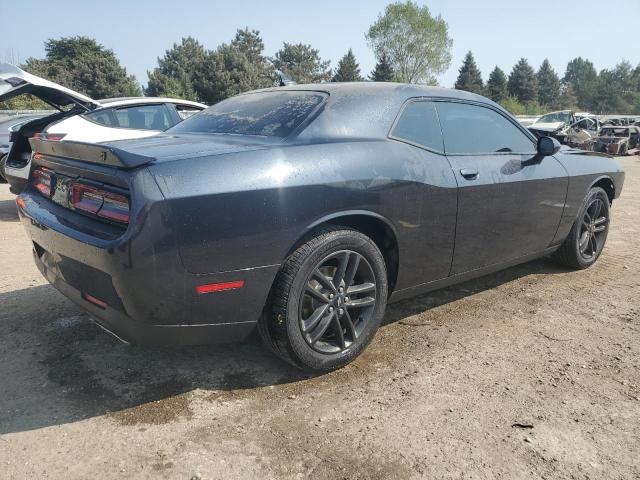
[0,63,100,111]
[529,121,566,132]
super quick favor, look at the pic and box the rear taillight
[71,182,130,224]
[32,132,66,141]
[33,168,52,197]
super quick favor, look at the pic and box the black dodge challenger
[15,83,625,371]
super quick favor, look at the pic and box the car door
[434,100,568,275]
[389,100,458,284]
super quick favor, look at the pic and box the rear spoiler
[28,138,155,169]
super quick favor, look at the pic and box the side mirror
[537,136,561,156]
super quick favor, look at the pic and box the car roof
[255,81,491,102]
[243,82,510,141]
[98,97,207,108]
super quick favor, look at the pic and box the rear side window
[436,102,535,154]
[168,91,326,138]
[84,109,117,127]
[391,101,444,153]
[174,104,202,120]
[114,104,172,130]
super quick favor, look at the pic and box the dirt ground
[0,157,639,480]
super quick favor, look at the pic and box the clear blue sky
[2,0,638,89]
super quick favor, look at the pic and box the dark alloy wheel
[259,227,388,372]
[299,250,377,354]
[577,196,608,261]
[554,186,611,270]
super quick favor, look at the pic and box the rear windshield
[168,91,326,138]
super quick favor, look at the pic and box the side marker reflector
[16,197,26,209]
[196,280,244,295]
[82,292,107,309]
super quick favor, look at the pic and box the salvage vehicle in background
[592,126,640,155]
[15,83,625,372]
[0,63,206,192]
[528,110,600,148]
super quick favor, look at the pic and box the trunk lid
[29,133,278,169]
[0,63,100,111]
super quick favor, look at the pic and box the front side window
[436,102,535,154]
[168,91,326,138]
[391,101,444,153]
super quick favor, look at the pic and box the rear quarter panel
[148,140,459,291]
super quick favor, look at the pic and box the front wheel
[553,186,610,269]
[259,228,388,372]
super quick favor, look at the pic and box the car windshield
[536,112,572,124]
[168,91,326,138]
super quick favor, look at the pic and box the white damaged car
[0,63,206,193]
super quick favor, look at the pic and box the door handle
[460,168,479,180]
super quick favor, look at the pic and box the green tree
[633,64,640,92]
[537,59,561,108]
[508,58,538,103]
[22,36,141,99]
[486,66,508,103]
[499,96,525,116]
[454,51,483,94]
[557,85,579,110]
[332,49,364,82]
[146,37,206,100]
[563,57,598,110]
[369,52,395,82]
[366,1,452,84]
[193,29,275,104]
[592,61,638,114]
[272,43,331,84]
[0,95,52,111]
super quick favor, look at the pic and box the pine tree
[369,52,394,82]
[537,59,561,108]
[332,49,364,82]
[508,58,538,103]
[563,57,598,110]
[454,51,483,94]
[272,43,332,84]
[486,66,508,102]
[146,36,206,100]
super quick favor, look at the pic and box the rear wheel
[259,228,388,372]
[554,186,610,269]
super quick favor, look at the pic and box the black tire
[554,186,610,270]
[0,154,7,183]
[619,145,627,156]
[259,227,388,372]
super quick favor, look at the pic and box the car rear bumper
[17,191,279,346]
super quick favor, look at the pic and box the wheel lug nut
[345,297,349,302]
[329,306,334,312]
[339,287,344,293]
[338,308,344,315]
[328,294,334,299]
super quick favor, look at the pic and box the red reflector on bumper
[82,292,107,309]
[16,197,26,209]
[196,280,244,294]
